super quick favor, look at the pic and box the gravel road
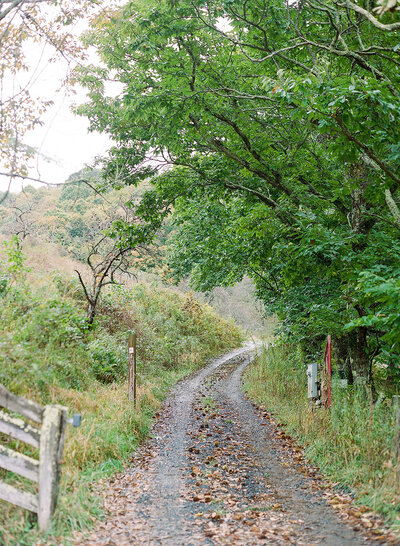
[75,344,384,545]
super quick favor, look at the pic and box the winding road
[76,344,377,545]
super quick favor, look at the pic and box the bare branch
[340,0,400,31]
[74,269,92,305]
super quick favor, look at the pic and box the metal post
[128,331,137,405]
[307,362,318,400]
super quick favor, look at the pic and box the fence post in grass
[128,331,137,405]
[38,405,67,532]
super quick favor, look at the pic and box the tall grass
[0,274,242,545]
[244,345,400,529]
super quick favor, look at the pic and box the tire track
[75,344,379,545]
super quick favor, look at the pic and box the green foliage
[101,283,242,371]
[348,264,400,354]
[87,333,126,383]
[76,0,400,380]
[19,298,89,347]
[2,235,30,284]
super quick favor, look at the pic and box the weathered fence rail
[0,383,70,531]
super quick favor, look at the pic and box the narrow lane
[76,344,375,545]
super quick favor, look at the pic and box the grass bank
[244,344,400,531]
[0,272,242,545]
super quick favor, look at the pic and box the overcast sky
[0,22,112,194]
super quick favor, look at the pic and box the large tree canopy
[77,0,400,382]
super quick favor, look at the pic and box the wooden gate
[0,383,68,531]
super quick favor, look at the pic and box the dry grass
[0,378,171,545]
[54,381,161,471]
[0,239,243,544]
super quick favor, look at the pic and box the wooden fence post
[38,405,67,532]
[0,384,74,531]
[128,331,137,405]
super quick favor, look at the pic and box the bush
[101,283,243,371]
[18,298,88,347]
[87,334,127,383]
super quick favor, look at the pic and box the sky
[0,13,112,193]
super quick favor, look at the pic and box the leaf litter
[74,345,397,545]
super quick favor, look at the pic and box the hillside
[0,173,266,332]
[0,233,243,544]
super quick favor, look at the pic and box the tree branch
[74,269,92,306]
[332,114,400,186]
[340,0,400,31]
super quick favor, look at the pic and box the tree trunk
[348,326,370,382]
[346,163,374,383]
[87,286,102,326]
[335,330,371,383]
[87,301,96,326]
[334,335,354,385]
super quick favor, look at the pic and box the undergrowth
[244,345,400,531]
[0,268,242,545]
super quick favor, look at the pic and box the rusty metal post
[128,331,137,405]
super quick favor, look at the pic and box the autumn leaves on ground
[2,0,400,544]
[73,347,396,545]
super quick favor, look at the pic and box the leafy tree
[77,0,400,382]
[0,0,109,200]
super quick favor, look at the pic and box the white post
[307,362,318,400]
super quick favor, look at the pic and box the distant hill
[0,169,267,333]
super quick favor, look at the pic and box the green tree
[77,0,400,381]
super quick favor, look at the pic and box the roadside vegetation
[77,0,400,388]
[74,1,400,531]
[245,344,400,529]
[1,0,399,541]
[0,238,242,545]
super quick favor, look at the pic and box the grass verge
[0,275,242,545]
[244,344,400,532]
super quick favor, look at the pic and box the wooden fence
[0,383,69,531]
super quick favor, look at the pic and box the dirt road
[76,344,377,545]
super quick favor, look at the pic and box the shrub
[87,334,127,383]
[18,298,88,347]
